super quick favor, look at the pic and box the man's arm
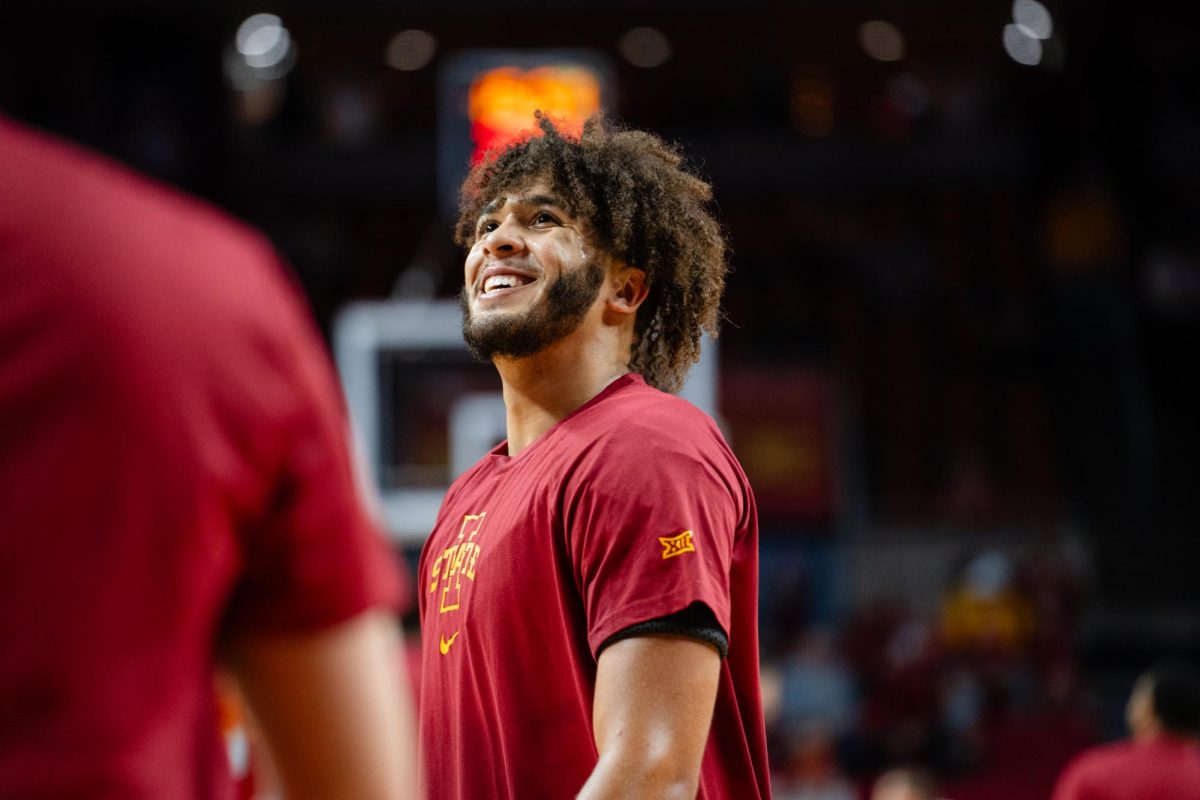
[577,634,721,800]
[226,609,419,800]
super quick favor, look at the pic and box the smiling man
[416,114,770,799]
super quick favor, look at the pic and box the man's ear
[606,266,649,316]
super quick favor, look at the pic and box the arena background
[3,1,1198,797]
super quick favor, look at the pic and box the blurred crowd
[761,547,1097,800]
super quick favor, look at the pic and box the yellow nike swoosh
[439,631,460,655]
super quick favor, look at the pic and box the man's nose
[481,219,525,259]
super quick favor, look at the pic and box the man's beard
[460,261,605,361]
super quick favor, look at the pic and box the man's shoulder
[0,116,324,424]
[562,377,745,486]
[1,114,282,311]
[580,376,721,445]
[2,114,262,248]
[1062,740,1143,781]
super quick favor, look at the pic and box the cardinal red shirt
[418,374,770,799]
[0,117,401,797]
[1052,735,1200,800]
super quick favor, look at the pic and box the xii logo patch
[659,530,696,560]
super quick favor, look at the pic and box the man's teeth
[484,275,527,293]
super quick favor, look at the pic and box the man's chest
[419,475,575,647]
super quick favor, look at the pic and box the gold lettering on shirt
[659,530,696,559]
[429,512,487,613]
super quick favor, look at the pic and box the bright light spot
[385,29,438,71]
[858,20,906,62]
[225,45,294,91]
[1012,0,1053,39]
[617,27,672,69]
[1003,24,1043,65]
[226,13,296,90]
[236,14,280,53]
[236,13,291,69]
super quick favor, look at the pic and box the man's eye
[477,220,498,236]
[533,211,559,225]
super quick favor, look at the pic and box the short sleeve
[564,420,745,657]
[221,267,403,634]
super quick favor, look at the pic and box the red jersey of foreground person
[418,374,771,799]
[1051,735,1200,800]
[0,117,400,798]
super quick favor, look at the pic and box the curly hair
[454,113,728,393]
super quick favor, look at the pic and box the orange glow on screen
[467,65,602,163]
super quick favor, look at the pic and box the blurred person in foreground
[418,113,770,799]
[1052,660,1200,800]
[0,115,417,799]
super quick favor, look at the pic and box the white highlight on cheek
[465,247,484,286]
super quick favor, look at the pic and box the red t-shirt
[418,374,771,799]
[1052,736,1200,800]
[0,117,401,797]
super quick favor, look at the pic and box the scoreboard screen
[437,49,614,214]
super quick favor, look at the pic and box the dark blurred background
[3,1,1198,797]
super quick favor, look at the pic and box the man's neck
[494,331,631,457]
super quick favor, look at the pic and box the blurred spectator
[939,550,1033,660]
[872,767,941,800]
[1051,661,1200,800]
[937,665,985,772]
[1014,548,1085,686]
[778,627,859,739]
[0,115,416,798]
[867,617,944,768]
[773,729,858,800]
